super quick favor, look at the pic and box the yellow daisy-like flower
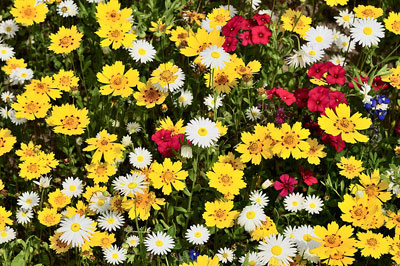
[337,156,364,179]
[16,141,41,160]
[49,26,83,54]
[395,146,400,155]
[208,7,231,30]
[46,104,90,135]
[236,128,273,165]
[215,121,228,137]
[181,10,206,26]
[65,201,87,218]
[170,26,189,47]
[38,208,61,227]
[0,207,12,231]
[324,0,349,7]
[11,0,48,26]
[25,76,61,101]
[384,12,400,35]
[48,189,71,209]
[202,200,239,229]
[83,129,125,163]
[0,180,4,191]
[49,232,72,254]
[180,28,225,57]
[83,185,107,201]
[318,103,372,144]
[356,231,390,259]
[12,91,51,120]
[122,189,165,220]
[385,210,400,235]
[207,162,246,198]
[149,158,188,195]
[86,162,116,184]
[95,0,132,26]
[97,61,140,97]
[304,138,326,165]
[271,122,310,159]
[0,128,17,157]
[338,194,378,229]
[281,9,312,38]
[52,70,79,92]
[204,62,239,94]
[180,255,219,266]
[218,152,245,170]
[157,117,186,135]
[91,231,116,249]
[96,23,136,50]
[250,216,278,241]
[19,156,51,180]
[354,5,383,19]
[1,57,27,75]
[231,56,261,79]
[382,65,400,89]
[389,235,400,264]
[133,81,168,108]
[150,62,184,92]
[149,19,172,35]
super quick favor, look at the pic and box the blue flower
[189,249,200,261]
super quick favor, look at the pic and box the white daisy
[9,68,33,85]
[293,225,321,253]
[126,235,140,247]
[239,252,262,266]
[0,45,14,61]
[144,231,175,255]
[17,191,40,210]
[237,205,266,232]
[85,0,101,3]
[1,91,15,103]
[330,55,346,66]
[350,18,384,47]
[112,173,148,197]
[335,34,356,52]
[334,9,355,29]
[305,26,334,50]
[126,122,141,134]
[98,211,125,232]
[152,64,185,92]
[57,0,78,17]
[199,45,231,70]
[245,106,261,121]
[0,107,11,119]
[303,248,320,263]
[89,192,111,214]
[204,94,224,111]
[121,135,132,147]
[249,190,269,207]
[33,175,52,188]
[284,192,305,213]
[359,83,373,104]
[283,225,297,239]
[217,247,234,264]
[62,177,83,198]
[103,245,127,265]
[9,109,27,125]
[201,18,214,33]
[185,117,220,148]
[0,20,19,38]
[16,208,33,224]
[0,226,16,244]
[76,137,83,146]
[129,147,152,169]
[286,49,309,68]
[57,214,95,247]
[220,4,237,17]
[303,195,323,214]
[174,90,193,107]
[301,43,324,64]
[252,0,262,10]
[128,40,156,63]
[331,29,340,41]
[180,145,193,158]
[185,224,210,245]
[257,234,297,266]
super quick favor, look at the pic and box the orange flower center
[59,36,73,48]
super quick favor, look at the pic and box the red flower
[222,16,244,37]
[265,87,277,99]
[308,62,330,79]
[294,88,309,108]
[239,31,253,46]
[240,18,257,30]
[273,174,297,197]
[253,13,271,25]
[299,166,318,186]
[348,76,388,91]
[276,88,296,106]
[151,129,172,145]
[328,91,347,108]
[326,65,346,85]
[307,86,331,112]
[321,133,346,152]
[251,25,271,45]
[222,36,238,52]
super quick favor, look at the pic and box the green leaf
[11,251,26,266]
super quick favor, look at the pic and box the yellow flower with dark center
[384,12,400,35]
[0,207,12,231]
[48,189,71,209]
[52,70,79,92]
[170,26,189,47]
[303,138,326,165]
[236,126,273,165]
[96,23,136,50]
[12,91,51,120]
[149,19,172,35]
[179,255,219,266]
[16,141,41,160]
[337,156,364,179]
[318,103,372,144]
[281,9,312,38]
[181,10,206,26]
[207,162,246,198]
[338,194,378,228]
[356,231,390,259]
[1,57,27,75]
[382,65,400,89]
[11,0,48,26]
[354,5,383,19]
[150,62,183,91]
[49,232,71,254]
[149,158,188,195]
[271,122,310,159]
[66,201,87,218]
[0,128,16,157]
[134,81,168,108]
[49,26,83,54]
[97,61,140,97]
[95,0,132,26]
[208,7,230,30]
[204,64,239,94]
[156,117,186,135]
[122,189,165,220]
[180,28,225,57]
[25,76,61,101]
[385,210,400,235]
[46,104,89,135]
[91,231,116,249]
[250,216,278,241]
[202,200,239,229]
[83,129,125,163]
[231,55,261,79]
[86,162,116,184]
[19,155,51,180]
[324,0,349,7]
[38,208,61,227]
[218,152,245,170]
[389,235,400,264]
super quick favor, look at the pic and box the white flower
[98,211,125,232]
[57,0,78,17]
[302,248,320,263]
[220,4,237,17]
[0,226,16,244]
[129,147,152,169]
[217,247,234,263]
[9,67,33,85]
[252,0,262,10]
[62,177,83,198]
[185,224,210,245]
[1,91,15,103]
[89,192,111,214]
[199,45,231,70]
[245,106,261,121]
[128,40,156,64]
[112,173,148,197]
[286,49,309,68]
[185,117,220,148]
[359,83,373,104]
[85,0,101,3]
[305,26,334,50]
[350,18,384,47]
[103,245,127,265]
[121,135,132,147]
[144,231,175,255]
[301,43,324,64]
[293,225,321,253]
[303,195,323,214]
[330,55,346,66]
[334,9,355,29]
[33,175,52,188]
[17,191,40,210]
[238,205,266,232]
[249,190,269,207]
[180,145,193,158]
[201,18,214,33]
[388,182,400,197]
[76,137,83,146]
[57,214,95,247]
[126,122,141,134]
[283,225,297,239]
[257,234,297,266]
[335,34,355,53]
[9,109,27,125]
[152,64,185,93]
[16,208,33,224]
[126,235,140,247]
[238,252,262,266]
[0,45,14,61]
[204,94,224,111]
[284,192,305,213]
[0,107,11,119]
[0,19,19,38]
[174,90,193,107]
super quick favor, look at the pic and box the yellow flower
[12,91,51,120]
[16,141,41,160]
[1,57,27,75]
[395,146,400,155]
[207,7,231,30]
[304,138,326,165]
[133,81,168,108]
[202,200,239,229]
[41,152,59,169]
[96,23,136,50]
[204,62,239,94]
[170,26,189,47]
[49,26,83,54]
[0,128,16,157]
[236,127,273,165]
[150,62,183,91]
[38,208,61,227]
[271,122,310,159]
[48,189,71,209]
[52,70,79,92]
[390,235,400,264]
[157,117,186,135]
[180,28,225,57]
[83,185,107,201]
[0,180,4,191]
[122,189,165,220]
[11,0,48,26]
[385,12,400,35]
[91,231,116,249]
[318,103,372,144]
[231,55,261,79]
[338,194,378,229]
[149,158,188,195]
[354,5,383,19]
[382,65,400,89]
[181,10,206,26]
[83,129,125,163]
[19,156,51,180]
[66,201,87,218]
[356,231,390,259]
[0,207,12,231]
[281,9,312,38]
[218,152,245,170]
[95,0,132,26]
[180,255,219,266]
[250,216,278,241]
[86,162,116,184]
[324,0,348,7]
[25,76,61,101]
[49,232,71,254]
[207,162,246,198]
[337,156,364,179]
[149,19,172,34]
[97,61,140,97]
[46,104,90,135]
[385,210,400,235]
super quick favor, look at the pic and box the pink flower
[273,174,297,197]
[299,166,318,186]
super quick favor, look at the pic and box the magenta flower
[273,174,297,197]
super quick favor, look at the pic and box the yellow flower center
[309,203,316,208]
[60,76,71,85]
[367,238,377,247]
[222,252,229,258]
[107,10,121,22]
[194,232,202,238]
[138,48,146,55]
[107,218,115,224]
[214,73,229,85]
[362,9,374,18]
[214,209,227,219]
[1,232,7,237]
[365,184,378,197]
[309,50,316,56]
[315,36,323,43]
[143,88,160,103]
[5,26,12,32]
[27,162,39,173]
[110,74,127,90]
[0,49,5,54]
[392,21,400,32]
[248,141,262,154]
[112,253,119,259]
[256,198,261,203]
[136,155,144,162]
[97,199,105,206]
[303,234,312,242]
[22,6,36,18]
[162,171,174,183]
[219,175,232,186]
[271,245,282,256]
[43,214,56,225]
[26,198,33,204]
[159,70,176,83]
[62,116,80,130]
[343,15,350,22]
[363,27,373,36]
[128,182,137,189]
[155,240,164,246]
[283,133,298,147]
[214,14,226,23]
[100,139,109,146]
[110,30,122,39]
[59,36,73,48]
[70,223,81,232]
[197,128,208,136]
[21,212,27,217]
[249,261,256,266]
[324,234,341,247]
[24,101,40,113]
[343,41,348,47]
[178,96,186,102]
[211,51,220,59]
[246,210,256,219]
[130,239,136,245]
[292,201,298,206]
[336,118,354,132]
[69,185,76,191]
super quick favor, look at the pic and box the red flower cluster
[265,87,296,106]
[222,13,272,52]
[308,62,346,85]
[348,76,388,91]
[151,129,187,158]
[294,86,347,112]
